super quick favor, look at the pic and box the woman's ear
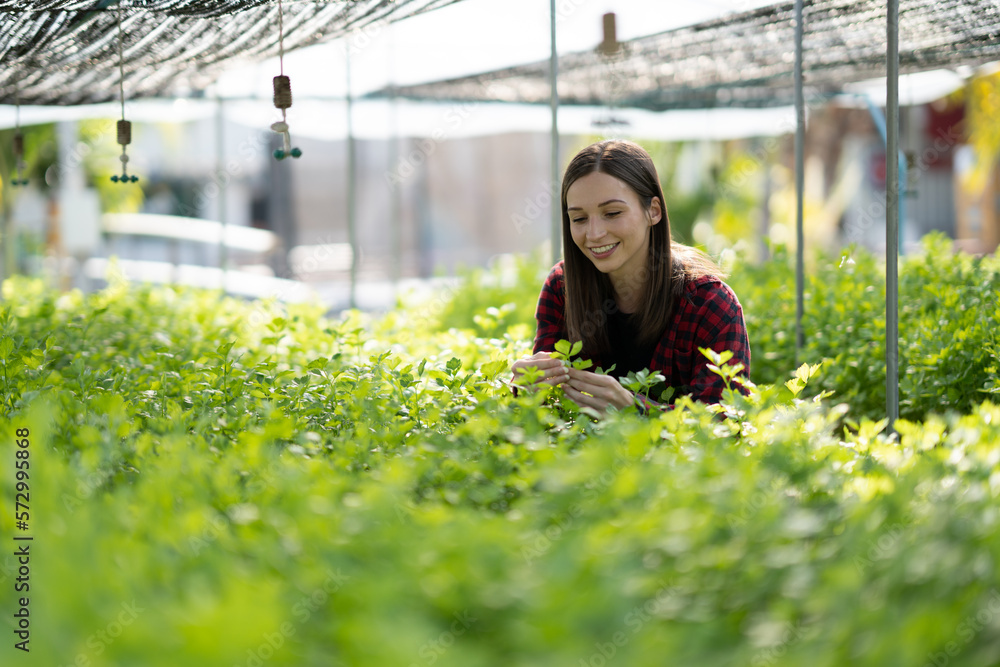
[648,197,663,226]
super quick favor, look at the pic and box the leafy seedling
[550,339,593,370]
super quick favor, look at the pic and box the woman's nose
[586,217,606,240]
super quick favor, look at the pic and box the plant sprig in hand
[550,339,592,370]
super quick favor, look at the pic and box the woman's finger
[565,368,615,393]
[562,382,603,409]
[565,368,634,410]
[514,357,563,373]
[512,356,569,386]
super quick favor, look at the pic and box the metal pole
[215,96,228,289]
[794,0,805,362]
[550,0,560,265]
[346,48,358,309]
[886,0,900,430]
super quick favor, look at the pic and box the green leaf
[481,359,508,379]
[785,377,805,397]
[307,357,329,370]
[794,363,812,383]
[0,336,13,361]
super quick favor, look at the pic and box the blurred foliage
[965,69,1000,194]
[0,124,57,197]
[730,232,1000,421]
[428,252,549,339]
[712,149,769,251]
[2,272,1000,666]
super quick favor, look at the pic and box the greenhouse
[2,1,1000,666]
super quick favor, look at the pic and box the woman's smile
[588,241,620,258]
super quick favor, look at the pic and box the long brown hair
[561,140,720,356]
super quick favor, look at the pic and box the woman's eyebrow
[567,199,627,211]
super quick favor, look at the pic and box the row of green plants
[731,234,1000,421]
[427,234,1000,423]
[1,266,1000,666]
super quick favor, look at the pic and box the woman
[511,139,750,413]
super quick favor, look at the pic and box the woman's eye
[605,211,621,218]
[571,217,586,224]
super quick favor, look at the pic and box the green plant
[3,270,1000,667]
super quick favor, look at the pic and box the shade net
[373,0,1000,110]
[0,0,464,105]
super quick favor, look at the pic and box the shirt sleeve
[683,279,752,404]
[532,262,567,354]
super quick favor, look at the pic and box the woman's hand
[561,367,635,414]
[510,351,570,389]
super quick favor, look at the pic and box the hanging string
[118,6,125,123]
[278,0,285,77]
[112,6,137,183]
[270,0,299,160]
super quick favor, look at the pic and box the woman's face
[566,170,661,290]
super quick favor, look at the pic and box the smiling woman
[510,139,751,414]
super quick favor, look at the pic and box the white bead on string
[271,0,301,160]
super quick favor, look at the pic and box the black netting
[371,0,1000,110]
[0,0,465,105]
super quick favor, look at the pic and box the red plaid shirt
[532,261,751,406]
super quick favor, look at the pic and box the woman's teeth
[590,243,618,254]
